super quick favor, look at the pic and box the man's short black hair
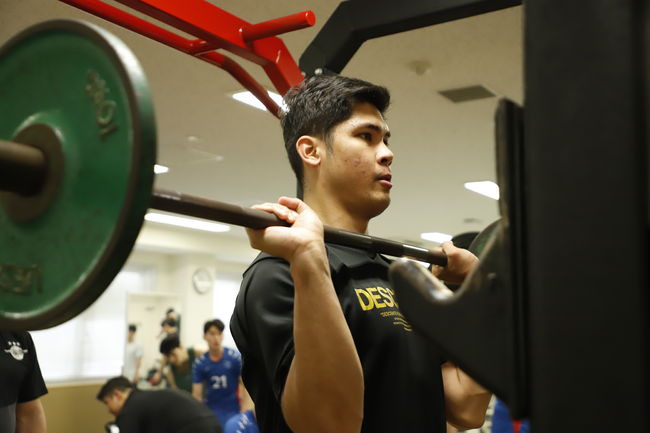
[161,318,177,328]
[280,74,390,198]
[97,376,133,401]
[166,307,175,315]
[128,324,137,333]
[203,319,225,334]
[159,333,180,355]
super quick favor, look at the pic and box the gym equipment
[0,19,156,332]
[0,20,447,331]
[300,0,521,75]
[389,99,528,416]
[59,0,315,117]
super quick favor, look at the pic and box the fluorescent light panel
[154,164,169,174]
[145,212,230,233]
[420,232,453,243]
[464,181,499,200]
[232,90,285,112]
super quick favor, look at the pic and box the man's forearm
[281,249,364,433]
[443,363,491,429]
[16,399,47,433]
[192,383,204,402]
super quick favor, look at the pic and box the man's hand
[246,197,326,264]
[432,242,479,284]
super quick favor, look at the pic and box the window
[32,267,152,382]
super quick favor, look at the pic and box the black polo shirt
[230,244,446,433]
[0,331,48,433]
[116,389,222,433]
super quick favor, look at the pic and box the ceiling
[0,0,523,256]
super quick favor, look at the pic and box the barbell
[0,19,448,330]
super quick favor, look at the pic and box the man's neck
[209,346,224,361]
[304,195,369,234]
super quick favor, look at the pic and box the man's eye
[359,132,372,140]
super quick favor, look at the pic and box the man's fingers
[251,202,298,224]
[431,264,444,278]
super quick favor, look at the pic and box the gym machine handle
[0,139,448,266]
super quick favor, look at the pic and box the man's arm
[16,398,47,433]
[150,355,168,385]
[442,362,491,429]
[434,241,491,429]
[133,354,143,383]
[165,367,177,389]
[238,378,254,412]
[246,198,364,433]
[192,383,204,402]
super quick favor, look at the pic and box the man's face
[204,326,224,351]
[167,347,186,366]
[319,102,394,219]
[102,392,125,417]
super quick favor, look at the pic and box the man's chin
[366,196,391,219]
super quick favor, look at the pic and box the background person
[192,319,244,427]
[123,324,144,384]
[223,409,259,433]
[98,376,222,433]
[160,333,203,393]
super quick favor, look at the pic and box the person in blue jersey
[193,319,243,427]
[223,409,259,433]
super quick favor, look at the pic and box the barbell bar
[0,19,445,330]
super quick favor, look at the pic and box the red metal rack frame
[59,0,314,118]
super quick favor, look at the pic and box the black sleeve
[240,257,296,401]
[116,395,145,433]
[17,332,47,403]
[116,412,142,433]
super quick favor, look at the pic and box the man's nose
[379,144,393,166]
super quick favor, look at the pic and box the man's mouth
[378,174,393,188]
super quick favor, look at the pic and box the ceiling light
[420,232,453,243]
[232,90,285,112]
[464,181,500,200]
[145,212,230,233]
[154,164,169,174]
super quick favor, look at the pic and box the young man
[159,333,203,393]
[0,331,47,433]
[97,376,222,433]
[192,319,244,427]
[122,324,143,384]
[160,317,178,336]
[230,74,490,433]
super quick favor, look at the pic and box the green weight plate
[0,20,156,330]
[468,219,501,257]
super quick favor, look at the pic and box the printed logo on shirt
[4,340,28,360]
[354,287,412,332]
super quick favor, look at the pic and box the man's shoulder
[192,348,209,364]
[240,253,293,297]
[224,347,241,361]
[243,252,288,276]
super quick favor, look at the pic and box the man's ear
[296,135,323,167]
